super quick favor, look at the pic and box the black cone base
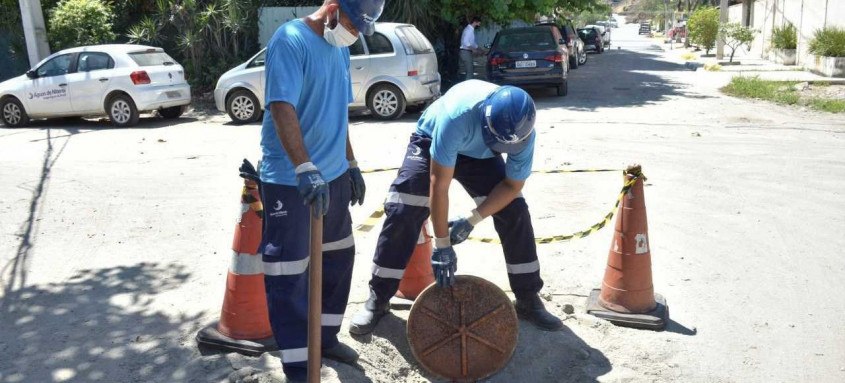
[585,289,668,331]
[196,322,277,356]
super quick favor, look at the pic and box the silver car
[214,22,441,123]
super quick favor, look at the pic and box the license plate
[166,91,181,99]
[515,60,537,69]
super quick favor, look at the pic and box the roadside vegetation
[771,23,797,50]
[808,27,845,57]
[722,76,845,113]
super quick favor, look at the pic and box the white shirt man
[460,17,482,81]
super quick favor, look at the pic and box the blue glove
[431,246,457,288]
[448,219,475,245]
[348,165,366,206]
[448,209,484,245]
[295,162,329,217]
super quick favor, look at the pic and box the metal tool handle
[307,214,323,383]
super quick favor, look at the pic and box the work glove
[431,237,457,288]
[448,209,484,245]
[295,162,330,217]
[239,159,261,184]
[348,160,366,206]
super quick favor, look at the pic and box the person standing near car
[348,79,564,336]
[460,16,482,81]
[259,0,383,381]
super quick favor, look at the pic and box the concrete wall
[258,7,321,48]
[728,0,845,67]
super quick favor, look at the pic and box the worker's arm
[269,102,309,166]
[430,160,455,241]
[476,177,525,218]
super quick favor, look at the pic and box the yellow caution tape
[355,206,386,232]
[467,175,639,244]
[361,167,622,175]
[354,168,643,244]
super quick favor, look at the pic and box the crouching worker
[349,80,563,336]
[258,0,383,381]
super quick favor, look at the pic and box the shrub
[720,23,757,62]
[688,6,720,55]
[48,0,115,51]
[771,23,797,50]
[809,27,845,57]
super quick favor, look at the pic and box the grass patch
[681,52,698,61]
[721,76,845,113]
[722,76,800,105]
[704,63,722,71]
[808,98,845,113]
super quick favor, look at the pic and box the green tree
[48,0,116,50]
[687,6,719,54]
[720,22,756,62]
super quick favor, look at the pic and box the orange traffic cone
[395,222,434,300]
[586,165,668,330]
[197,169,276,355]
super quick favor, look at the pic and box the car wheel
[1,97,30,127]
[227,90,260,124]
[556,81,568,97]
[569,54,578,70]
[107,94,140,127]
[367,84,405,120]
[159,105,186,119]
[579,51,588,65]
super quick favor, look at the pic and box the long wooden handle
[308,214,323,383]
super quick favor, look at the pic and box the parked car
[639,21,652,35]
[536,19,586,69]
[486,26,569,97]
[0,44,190,127]
[214,22,440,123]
[585,24,611,48]
[578,27,604,54]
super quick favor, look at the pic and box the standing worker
[459,16,482,81]
[259,0,383,381]
[349,80,563,336]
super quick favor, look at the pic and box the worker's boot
[349,289,390,335]
[322,341,358,364]
[514,293,563,331]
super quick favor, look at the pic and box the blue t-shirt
[415,80,535,181]
[260,19,354,186]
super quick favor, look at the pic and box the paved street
[1,19,844,383]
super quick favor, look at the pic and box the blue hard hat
[339,0,385,36]
[480,86,536,154]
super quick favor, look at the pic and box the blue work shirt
[260,19,354,186]
[415,80,535,180]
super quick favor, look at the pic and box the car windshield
[129,51,177,66]
[495,30,555,52]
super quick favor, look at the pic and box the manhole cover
[407,275,518,382]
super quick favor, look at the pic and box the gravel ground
[2,17,845,383]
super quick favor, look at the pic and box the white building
[728,0,844,67]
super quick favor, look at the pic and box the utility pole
[716,0,728,59]
[18,0,51,67]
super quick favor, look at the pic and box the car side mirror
[559,38,566,45]
[26,70,37,79]
[484,43,492,49]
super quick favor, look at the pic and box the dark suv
[486,26,569,96]
[536,20,586,69]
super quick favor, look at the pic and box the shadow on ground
[529,49,709,111]
[349,307,611,382]
[0,263,225,383]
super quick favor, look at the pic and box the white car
[0,44,191,127]
[214,22,441,123]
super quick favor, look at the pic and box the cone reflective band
[586,165,668,330]
[196,177,276,355]
[395,222,435,300]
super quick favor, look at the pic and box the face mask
[324,9,358,47]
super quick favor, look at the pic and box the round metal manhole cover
[407,275,518,381]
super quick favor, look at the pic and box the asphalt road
[1,18,844,383]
